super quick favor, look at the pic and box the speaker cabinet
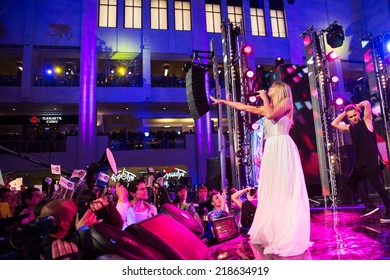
[89,223,164,260]
[125,214,208,260]
[160,203,204,237]
[186,65,211,121]
[240,200,257,228]
[206,157,232,190]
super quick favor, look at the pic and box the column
[78,0,98,167]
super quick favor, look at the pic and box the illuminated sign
[110,166,188,184]
[110,168,138,183]
[29,116,63,124]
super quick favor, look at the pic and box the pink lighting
[249,95,257,103]
[246,69,254,78]
[251,122,260,130]
[335,97,344,106]
[242,45,253,55]
[330,75,339,83]
[326,51,338,61]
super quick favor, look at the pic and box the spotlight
[275,56,285,66]
[144,132,150,137]
[46,69,53,75]
[383,34,390,63]
[326,51,338,61]
[251,122,260,130]
[242,45,253,55]
[245,69,255,79]
[248,95,257,103]
[335,97,344,106]
[326,23,344,48]
[330,75,339,83]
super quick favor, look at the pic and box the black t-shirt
[349,120,380,168]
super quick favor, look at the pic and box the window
[99,0,117,28]
[124,0,142,28]
[174,1,191,31]
[269,0,287,38]
[250,0,266,36]
[227,0,242,24]
[205,1,221,33]
[151,0,168,30]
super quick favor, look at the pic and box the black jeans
[348,166,390,209]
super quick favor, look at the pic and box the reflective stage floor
[207,206,390,260]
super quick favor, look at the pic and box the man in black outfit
[332,100,390,222]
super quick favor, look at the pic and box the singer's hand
[257,89,268,101]
[210,96,224,105]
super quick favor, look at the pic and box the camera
[147,166,166,182]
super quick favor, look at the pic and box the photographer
[146,174,171,212]
[38,198,108,259]
[76,188,123,230]
[231,187,258,233]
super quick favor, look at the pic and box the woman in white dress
[210,81,311,257]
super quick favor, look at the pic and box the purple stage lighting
[335,97,344,106]
[330,75,339,83]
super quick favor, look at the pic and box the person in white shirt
[124,179,157,228]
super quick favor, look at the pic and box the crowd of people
[0,168,256,259]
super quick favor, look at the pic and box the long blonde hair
[271,81,294,124]
[271,81,293,107]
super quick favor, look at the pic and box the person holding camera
[231,187,257,234]
[146,175,171,212]
[115,179,132,229]
[173,184,202,224]
[38,198,97,259]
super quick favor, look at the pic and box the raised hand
[210,96,224,105]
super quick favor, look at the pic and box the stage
[208,206,390,260]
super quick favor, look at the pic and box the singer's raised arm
[210,95,265,115]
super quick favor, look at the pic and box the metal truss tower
[301,27,340,207]
[220,19,255,189]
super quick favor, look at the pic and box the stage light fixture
[330,75,339,83]
[248,95,257,103]
[326,24,344,48]
[144,132,150,137]
[242,45,253,55]
[251,122,260,130]
[245,69,255,79]
[386,41,390,53]
[326,51,338,61]
[275,56,285,66]
[335,97,344,106]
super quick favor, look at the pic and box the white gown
[248,115,311,257]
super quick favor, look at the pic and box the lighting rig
[301,21,346,207]
[361,32,390,186]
